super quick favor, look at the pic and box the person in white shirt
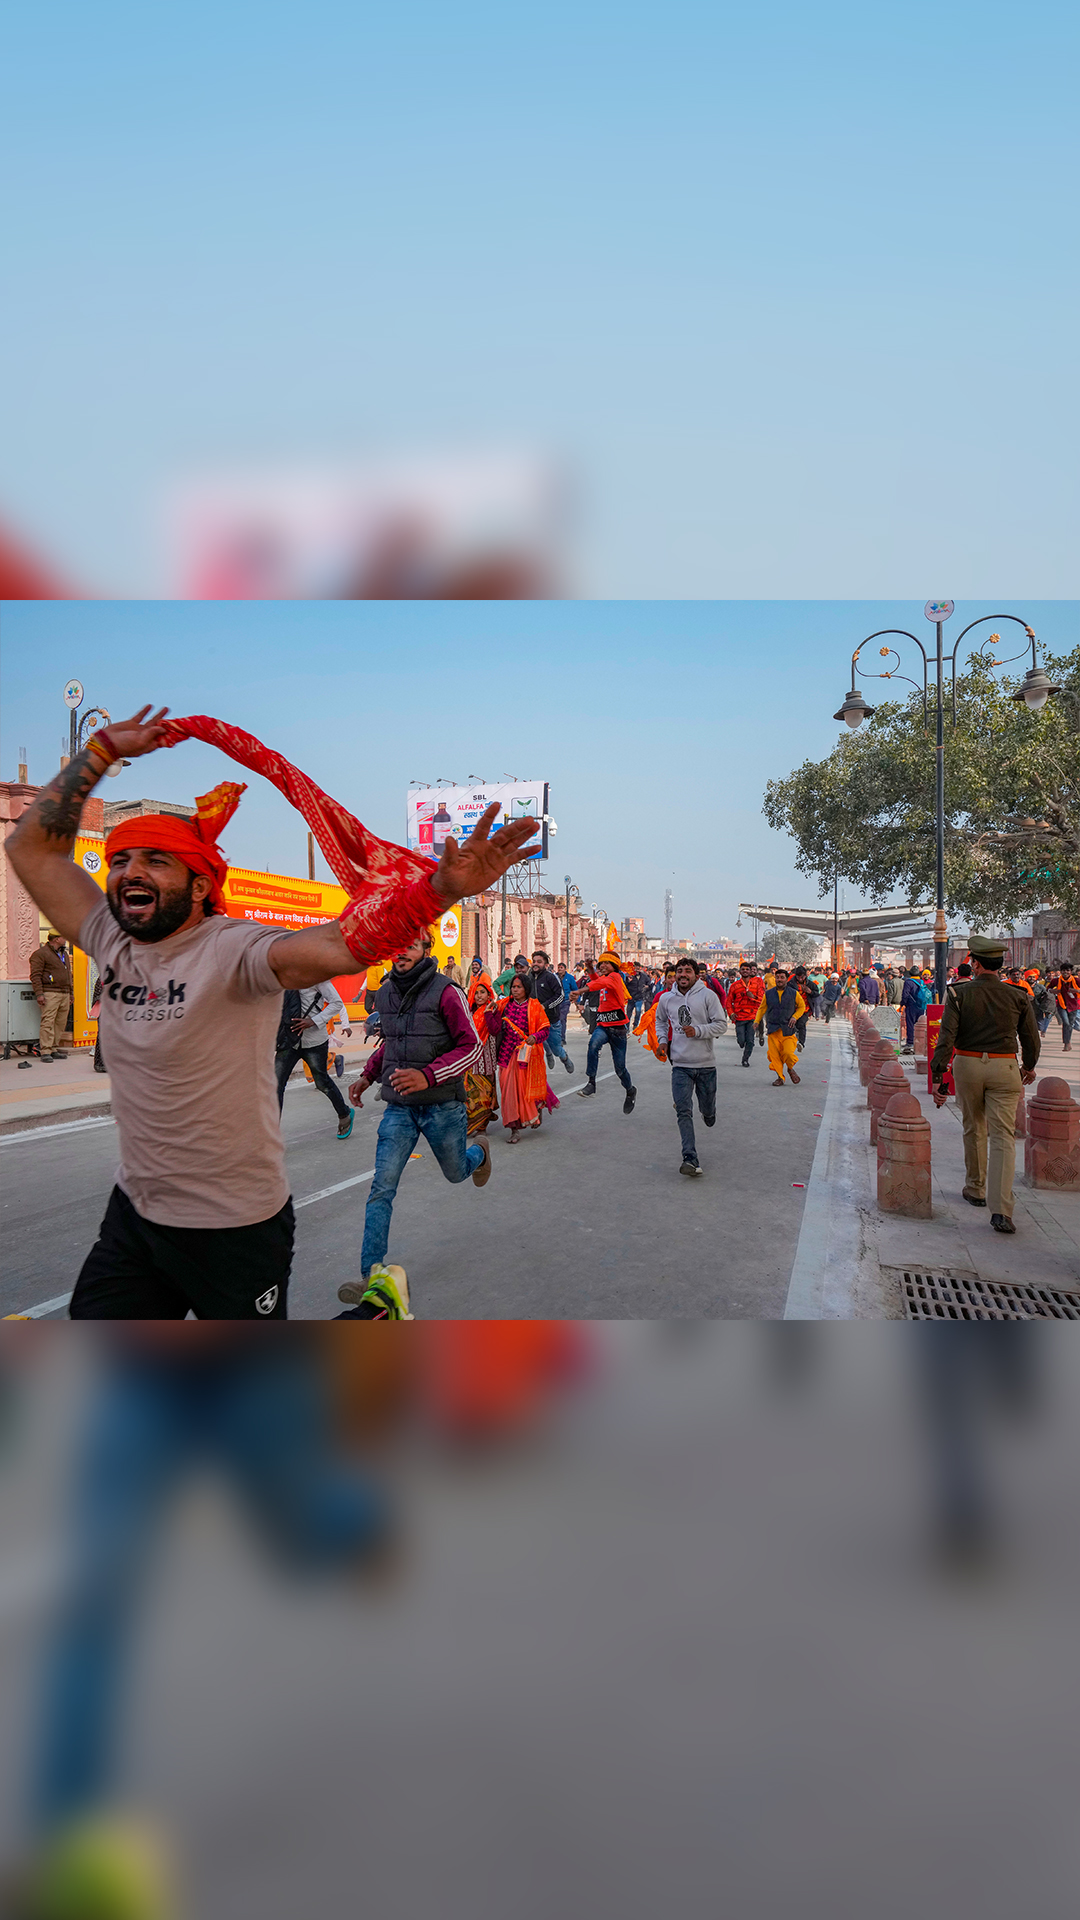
[275,979,355,1138]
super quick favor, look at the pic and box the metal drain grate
[901,1268,1080,1321]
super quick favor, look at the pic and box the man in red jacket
[726,958,766,1068]
[570,951,637,1111]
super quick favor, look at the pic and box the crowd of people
[5,708,1075,1320]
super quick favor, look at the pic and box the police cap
[967,934,1008,961]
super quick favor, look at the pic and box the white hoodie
[655,981,727,1067]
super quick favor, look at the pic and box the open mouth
[119,884,158,915]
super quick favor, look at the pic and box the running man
[755,966,807,1086]
[654,957,727,1175]
[338,931,491,1317]
[3,706,539,1318]
[531,947,575,1074]
[274,978,354,1137]
[726,958,766,1067]
[570,950,637,1110]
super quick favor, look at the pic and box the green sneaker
[19,1816,173,1919]
[337,1262,413,1318]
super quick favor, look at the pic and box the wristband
[85,729,119,769]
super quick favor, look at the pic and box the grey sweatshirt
[655,982,727,1066]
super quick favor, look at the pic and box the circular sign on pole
[439,910,460,946]
[63,679,84,709]
[923,601,954,623]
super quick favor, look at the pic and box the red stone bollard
[859,1038,893,1088]
[1025,1078,1080,1190]
[869,1058,908,1143]
[877,1091,932,1217]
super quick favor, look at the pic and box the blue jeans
[544,1019,571,1067]
[585,1023,633,1088]
[733,1018,756,1064]
[671,1066,716,1163]
[361,1099,483,1275]
[31,1354,387,1833]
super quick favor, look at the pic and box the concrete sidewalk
[786,1010,1080,1318]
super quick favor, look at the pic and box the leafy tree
[763,647,1080,927]
[758,926,821,967]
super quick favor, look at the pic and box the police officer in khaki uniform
[930,934,1040,1233]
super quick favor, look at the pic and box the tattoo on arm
[31,751,103,847]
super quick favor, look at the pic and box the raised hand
[432,803,542,904]
[103,706,171,760]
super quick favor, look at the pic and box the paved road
[1,1334,1077,1915]
[0,1022,833,1319]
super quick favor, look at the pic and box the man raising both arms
[4,707,539,1319]
[570,950,637,1111]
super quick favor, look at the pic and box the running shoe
[703,1112,716,1126]
[623,1085,637,1113]
[472,1139,493,1186]
[680,1159,703,1177]
[564,1055,575,1072]
[337,1263,413,1316]
[337,1111,354,1139]
[577,1080,596,1096]
[16,1815,173,1920]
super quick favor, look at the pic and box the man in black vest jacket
[337,932,491,1315]
[531,947,575,1074]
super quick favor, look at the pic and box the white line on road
[9,1292,74,1319]
[0,1115,115,1145]
[9,1070,624,1314]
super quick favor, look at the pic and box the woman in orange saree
[465,981,500,1135]
[490,975,559,1142]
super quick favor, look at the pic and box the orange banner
[69,839,462,1041]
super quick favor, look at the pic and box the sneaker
[18,1815,173,1920]
[680,1159,703,1176]
[564,1055,575,1073]
[577,1080,596,1097]
[703,1112,716,1127]
[472,1138,492,1187]
[623,1085,637,1114]
[337,1262,413,1317]
[337,1111,354,1139]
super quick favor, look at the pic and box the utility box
[1,980,41,1057]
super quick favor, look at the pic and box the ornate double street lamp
[832,601,1056,1003]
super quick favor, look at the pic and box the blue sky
[3,600,1075,939]
[3,1,1077,595]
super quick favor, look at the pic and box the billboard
[407,782,549,862]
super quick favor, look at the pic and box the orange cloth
[468,970,494,1009]
[633,1001,665,1058]
[103,781,247,912]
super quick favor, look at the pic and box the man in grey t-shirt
[5,705,540,1318]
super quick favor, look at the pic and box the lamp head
[833,688,876,729]
[1010,665,1060,711]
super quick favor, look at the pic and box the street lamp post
[832,602,1046,1004]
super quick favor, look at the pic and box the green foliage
[763,647,1080,926]
[759,925,821,966]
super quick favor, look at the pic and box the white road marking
[0,1115,115,1145]
[10,1292,73,1319]
[9,1069,627,1314]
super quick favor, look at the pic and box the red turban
[103,781,246,912]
